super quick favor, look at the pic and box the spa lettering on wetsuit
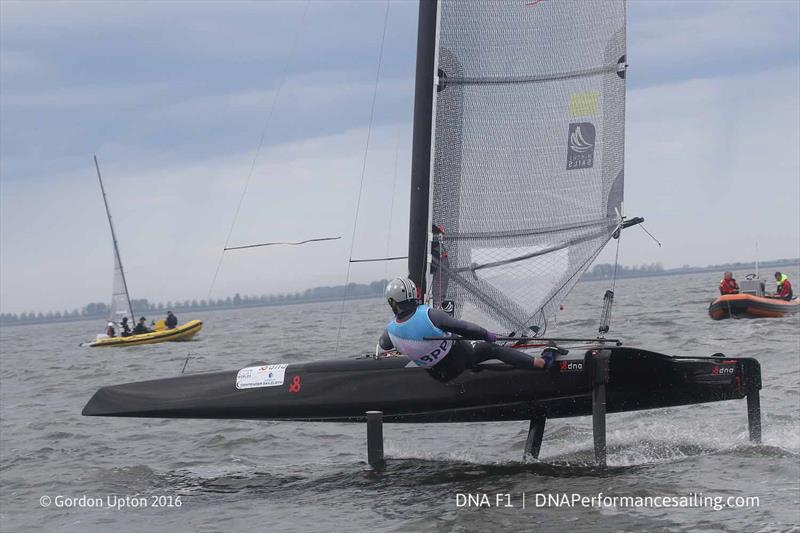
[380,305,489,368]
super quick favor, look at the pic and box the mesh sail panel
[110,251,131,323]
[430,0,626,335]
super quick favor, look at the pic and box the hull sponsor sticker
[236,364,288,389]
[559,360,584,373]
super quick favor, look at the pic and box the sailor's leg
[473,343,542,369]
[426,341,472,382]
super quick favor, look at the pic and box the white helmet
[385,277,418,304]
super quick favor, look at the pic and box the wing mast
[407,0,439,296]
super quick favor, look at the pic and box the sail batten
[427,0,627,335]
[442,63,623,86]
[439,216,616,241]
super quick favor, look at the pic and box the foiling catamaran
[83,0,762,466]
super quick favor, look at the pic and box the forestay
[428,0,627,335]
[110,251,132,323]
[94,155,135,325]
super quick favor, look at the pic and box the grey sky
[1,0,798,314]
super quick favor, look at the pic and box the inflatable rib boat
[86,320,203,347]
[709,294,799,320]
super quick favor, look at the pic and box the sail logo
[566,122,595,170]
[441,300,455,316]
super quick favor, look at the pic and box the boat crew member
[773,272,793,301]
[105,322,116,337]
[165,311,178,329]
[377,277,553,382]
[719,272,739,295]
[132,316,152,335]
[120,317,132,337]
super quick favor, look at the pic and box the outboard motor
[740,274,766,297]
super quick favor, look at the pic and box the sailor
[377,277,553,382]
[773,272,793,301]
[120,317,132,337]
[105,322,116,337]
[165,310,178,329]
[719,272,740,295]
[132,316,152,335]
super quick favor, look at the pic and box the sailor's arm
[427,308,494,341]
[378,329,394,350]
[376,329,395,356]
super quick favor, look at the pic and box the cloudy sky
[1,0,798,314]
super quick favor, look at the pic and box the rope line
[207,1,312,300]
[335,0,391,354]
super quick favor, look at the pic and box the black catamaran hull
[83,347,761,424]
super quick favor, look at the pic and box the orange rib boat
[709,294,799,320]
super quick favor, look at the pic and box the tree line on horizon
[0,280,389,326]
[582,257,797,280]
[582,262,665,280]
[3,257,797,326]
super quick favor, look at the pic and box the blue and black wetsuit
[379,304,537,382]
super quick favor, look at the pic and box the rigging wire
[521,224,621,335]
[206,0,312,300]
[225,236,342,251]
[638,223,662,247]
[349,255,407,264]
[598,219,659,334]
[610,230,622,293]
[597,228,622,335]
[334,0,392,354]
[383,125,403,281]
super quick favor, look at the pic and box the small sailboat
[83,156,202,347]
[83,0,761,464]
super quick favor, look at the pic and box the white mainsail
[427,0,627,336]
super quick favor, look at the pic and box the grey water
[1,270,798,532]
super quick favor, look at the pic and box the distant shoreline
[580,259,797,282]
[2,259,797,328]
[0,293,383,328]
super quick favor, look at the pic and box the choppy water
[1,270,799,532]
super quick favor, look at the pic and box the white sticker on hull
[236,364,288,389]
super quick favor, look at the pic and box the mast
[94,155,135,321]
[407,0,438,295]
